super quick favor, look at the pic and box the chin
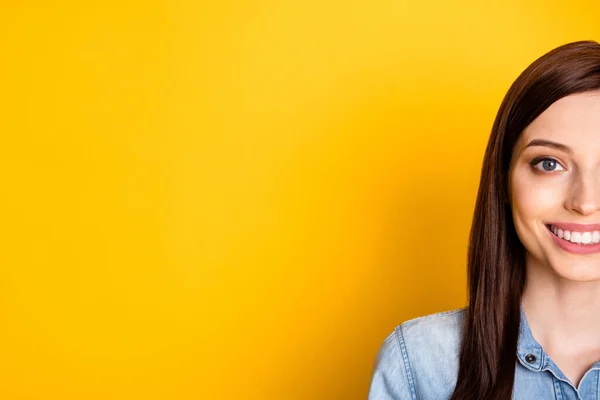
[547,255,600,282]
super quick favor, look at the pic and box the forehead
[517,90,600,150]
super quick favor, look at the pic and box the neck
[522,258,600,352]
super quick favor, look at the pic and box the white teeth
[549,225,600,245]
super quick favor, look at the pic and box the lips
[546,224,600,244]
[547,222,600,231]
[545,224,600,254]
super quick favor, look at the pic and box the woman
[368,40,600,399]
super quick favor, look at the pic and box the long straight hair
[450,41,600,400]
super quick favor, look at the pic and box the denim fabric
[368,307,600,399]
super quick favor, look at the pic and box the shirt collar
[516,304,545,372]
[515,304,600,379]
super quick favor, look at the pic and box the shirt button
[525,354,536,363]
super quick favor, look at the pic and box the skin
[509,90,600,389]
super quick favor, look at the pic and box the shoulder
[399,308,466,355]
[368,308,466,400]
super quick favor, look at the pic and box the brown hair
[450,40,600,399]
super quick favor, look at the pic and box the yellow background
[1,1,599,399]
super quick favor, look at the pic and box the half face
[509,90,600,281]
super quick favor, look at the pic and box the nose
[566,171,600,216]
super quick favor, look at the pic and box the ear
[502,185,510,205]
[503,177,511,205]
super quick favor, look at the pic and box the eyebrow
[523,139,572,153]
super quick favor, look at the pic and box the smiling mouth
[545,224,600,246]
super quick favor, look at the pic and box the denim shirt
[367,307,600,399]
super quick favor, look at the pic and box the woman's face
[509,90,600,281]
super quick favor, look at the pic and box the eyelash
[530,157,566,172]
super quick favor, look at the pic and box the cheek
[514,184,558,218]
[510,170,565,240]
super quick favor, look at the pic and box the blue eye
[532,158,565,172]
